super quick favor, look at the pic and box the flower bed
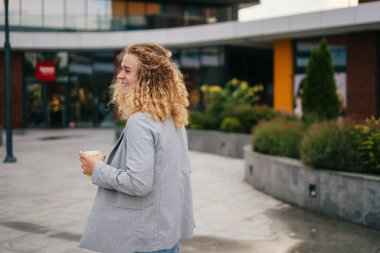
[244,145,380,230]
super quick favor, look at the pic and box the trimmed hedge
[253,118,380,175]
[188,111,219,130]
[253,120,303,159]
[301,121,364,173]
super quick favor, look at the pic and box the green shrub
[188,111,219,130]
[301,121,364,173]
[355,118,380,173]
[275,111,300,122]
[220,117,243,133]
[234,105,257,133]
[234,105,279,133]
[302,39,340,124]
[197,79,264,131]
[116,118,126,126]
[253,120,303,159]
[205,90,228,125]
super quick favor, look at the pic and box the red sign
[36,62,56,81]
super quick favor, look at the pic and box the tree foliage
[302,39,340,124]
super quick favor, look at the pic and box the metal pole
[3,0,17,163]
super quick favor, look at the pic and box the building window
[294,38,347,114]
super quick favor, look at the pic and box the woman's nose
[117,71,124,80]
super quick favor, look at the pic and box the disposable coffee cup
[83,150,102,155]
[83,150,103,180]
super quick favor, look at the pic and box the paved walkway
[0,129,380,253]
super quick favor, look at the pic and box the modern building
[0,0,379,128]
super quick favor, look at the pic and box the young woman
[79,43,195,253]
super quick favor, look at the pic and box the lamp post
[3,0,16,163]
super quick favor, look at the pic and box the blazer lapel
[106,130,125,164]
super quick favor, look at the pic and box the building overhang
[119,0,259,7]
[1,1,380,50]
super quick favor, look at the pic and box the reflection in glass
[200,47,225,99]
[202,47,221,67]
[7,0,21,26]
[165,3,184,27]
[24,52,38,78]
[47,83,65,128]
[67,51,114,127]
[68,82,93,127]
[24,50,115,128]
[66,0,86,30]
[127,1,147,29]
[26,83,45,128]
[21,0,42,27]
[92,51,115,127]
[88,0,111,30]
[44,0,64,29]
[180,49,201,109]
[68,52,93,127]
[185,5,202,26]
[2,0,238,31]
[181,49,200,69]
[56,52,69,80]
[296,42,346,71]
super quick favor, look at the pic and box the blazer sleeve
[91,114,156,197]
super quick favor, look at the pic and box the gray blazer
[79,112,195,253]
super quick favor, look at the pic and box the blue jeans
[136,243,179,253]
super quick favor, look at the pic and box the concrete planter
[244,145,380,230]
[187,129,251,158]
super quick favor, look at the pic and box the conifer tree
[302,39,340,124]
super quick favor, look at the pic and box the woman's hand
[79,150,106,176]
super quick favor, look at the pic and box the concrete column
[274,39,293,113]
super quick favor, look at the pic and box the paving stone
[0,129,380,253]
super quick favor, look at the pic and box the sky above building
[239,0,358,22]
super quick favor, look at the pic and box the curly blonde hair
[109,43,189,129]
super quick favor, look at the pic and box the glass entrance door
[47,82,66,128]
[26,83,45,128]
[25,82,68,128]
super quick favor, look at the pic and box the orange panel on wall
[146,3,161,15]
[127,2,145,15]
[112,1,127,16]
[274,39,293,113]
[111,2,160,16]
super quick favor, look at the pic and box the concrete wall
[244,145,380,230]
[187,129,251,158]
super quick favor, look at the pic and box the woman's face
[117,53,139,94]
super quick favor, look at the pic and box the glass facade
[24,51,115,128]
[295,41,347,73]
[0,0,239,32]
[22,45,268,128]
